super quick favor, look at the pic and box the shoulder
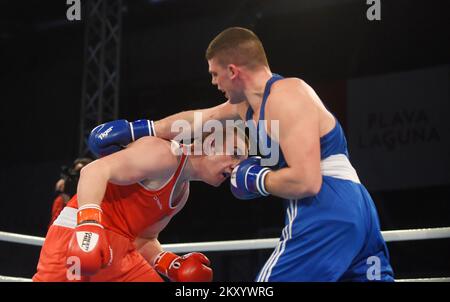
[271,77,311,96]
[128,136,179,167]
[267,77,317,111]
[131,136,172,153]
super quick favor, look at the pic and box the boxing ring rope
[1,227,450,282]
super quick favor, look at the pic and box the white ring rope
[395,277,450,282]
[1,227,450,252]
[1,227,449,282]
[0,232,44,247]
[0,275,32,282]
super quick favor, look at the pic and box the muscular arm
[77,137,177,208]
[153,100,246,139]
[264,79,323,200]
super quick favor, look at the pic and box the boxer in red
[33,130,247,282]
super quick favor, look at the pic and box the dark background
[0,0,449,281]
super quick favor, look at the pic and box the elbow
[79,164,90,179]
[307,177,322,196]
[79,162,95,178]
[291,176,322,199]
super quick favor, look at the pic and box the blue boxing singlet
[246,74,394,282]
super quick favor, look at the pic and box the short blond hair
[205,27,269,69]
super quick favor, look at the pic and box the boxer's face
[208,58,244,104]
[200,132,248,187]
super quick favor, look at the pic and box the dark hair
[205,27,269,69]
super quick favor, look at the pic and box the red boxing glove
[154,251,213,282]
[67,204,113,276]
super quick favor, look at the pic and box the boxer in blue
[88,27,394,281]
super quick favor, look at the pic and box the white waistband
[53,207,77,229]
[320,154,361,184]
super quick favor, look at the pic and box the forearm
[135,237,163,265]
[153,102,239,140]
[153,110,196,140]
[265,167,322,200]
[77,161,110,208]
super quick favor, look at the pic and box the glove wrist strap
[153,251,178,276]
[256,168,271,196]
[130,119,156,141]
[77,204,103,225]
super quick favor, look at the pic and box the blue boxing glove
[88,119,156,157]
[230,156,271,200]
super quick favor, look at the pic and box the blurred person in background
[49,158,92,227]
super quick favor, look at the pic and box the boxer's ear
[227,64,239,80]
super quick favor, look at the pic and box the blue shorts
[256,176,394,282]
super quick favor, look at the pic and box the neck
[242,66,273,114]
[181,155,203,182]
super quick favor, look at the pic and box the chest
[138,183,190,238]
